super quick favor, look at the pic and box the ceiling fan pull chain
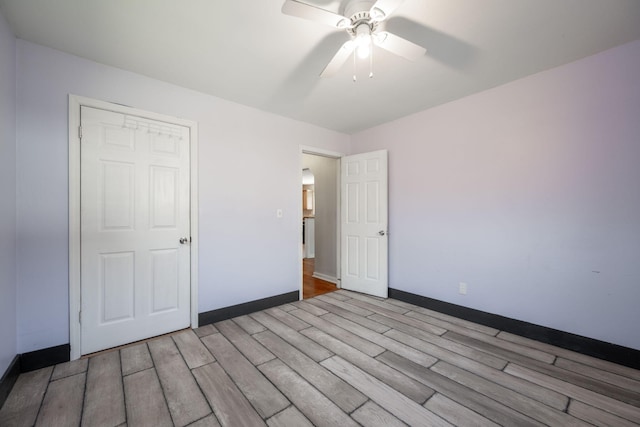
[369,35,374,78]
[353,48,357,82]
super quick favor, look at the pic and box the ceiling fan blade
[320,41,355,77]
[282,0,350,28]
[375,32,425,61]
[370,0,404,21]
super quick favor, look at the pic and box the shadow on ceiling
[386,16,478,70]
[264,31,349,115]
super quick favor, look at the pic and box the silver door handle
[179,237,190,244]
[378,230,386,236]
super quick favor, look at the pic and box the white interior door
[80,106,191,355]
[341,150,388,298]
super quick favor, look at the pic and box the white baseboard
[312,272,339,285]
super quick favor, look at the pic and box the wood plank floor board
[555,356,640,392]
[350,300,449,336]
[215,319,276,366]
[50,358,88,381]
[321,356,453,427]
[437,349,570,411]
[424,393,500,427]
[265,307,311,331]
[384,327,508,371]
[343,294,411,315]
[35,372,85,427]
[82,350,126,427]
[120,343,154,376]
[253,330,367,413]
[192,362,265,427]
[292,300,329,316]
[430,361,591,427]
[233,314,267,335]
[405,310,504,341]
[250,311,333,362]
[289,307,386,357]
[322,312,439,367]
[350,401,407,427]
[320,291,351,301]
[445,330,561,369]
[376,351,544,427]
[445,331,560,369]
[347,297,425,322]
[315,294,376,317]
[123,368,173,427]
[147,336,212,426]
[448,330,640,406]
[278,303,298,312]
[0,367,52,427]
[306,297,391,333]
[387,300,500,336]
[497,331,640,381]
[505,363,640,424]
[443,329,557,364]
[258,359,360,427]
[188,414,222,427]
[172,329,216,369]
[193,324,218,338]
[568,399,640,427]
[372,314,509,369]
[301,327,436,404]
[200,333,289,419]
[266,406,314,427]
[335,290,409,314]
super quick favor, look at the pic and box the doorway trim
[299,145,344,300]
[68,95,199,360]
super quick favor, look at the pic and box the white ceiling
[1,0,639,134]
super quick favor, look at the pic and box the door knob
[179,237,190,244]
[378,230,386,236]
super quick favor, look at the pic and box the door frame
[299,145,344,299]
[68,95,199,360]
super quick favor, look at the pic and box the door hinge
[79,310,82,323]
[78,126,83,140]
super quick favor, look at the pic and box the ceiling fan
[282,0,426,78]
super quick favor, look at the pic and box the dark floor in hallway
[303,257,337,299]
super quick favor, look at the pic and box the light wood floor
[302,258,337,299]
[2,290,639,426]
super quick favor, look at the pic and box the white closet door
[80,106,191,354]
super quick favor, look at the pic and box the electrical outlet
[459,282,467,295]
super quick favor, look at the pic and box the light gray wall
[302,154,338,280]
[351,40,640,350]
[15,40,350,353]
[0,8,17,374]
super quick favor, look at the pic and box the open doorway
[301,153,339,299]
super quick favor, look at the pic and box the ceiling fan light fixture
[370,7,385,21]
[374,32,388,44]
[336,18,351,29]
[354,23,372,59]
[356,40,371,59]
[281,0,424,79]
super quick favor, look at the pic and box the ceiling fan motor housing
[344,0,377,22]
[344,1,379,38]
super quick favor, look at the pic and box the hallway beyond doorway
[303,258,337,299]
